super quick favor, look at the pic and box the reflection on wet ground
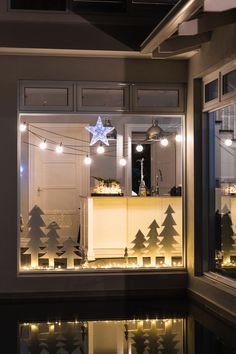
[0,299,235,353]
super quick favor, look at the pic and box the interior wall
[187,23,236,315]
[0,55,187,295]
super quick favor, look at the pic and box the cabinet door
[77,82,130,112]
[132,84,185,113]
[19,81,74,112]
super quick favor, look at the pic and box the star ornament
[85,116,114,146]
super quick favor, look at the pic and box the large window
[19,114,184,273]
[209,104,236,279]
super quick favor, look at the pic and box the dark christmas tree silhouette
[131,229,146,265]
[159,329,179,354]
[146,327,161,354]
[24,205,46,268]
[132,328,147,354]
[27,332,42,354]
[145,220,160,264]
[159,205,179,265]
[41,221,61,268]
[221,205,235,263]
[60,327,80,354]
[60,237,82,268]
[215,209,222,251]
[40,332,60,354]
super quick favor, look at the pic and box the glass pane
[205,79,218,102]
[137,89,179,107]
[223,69,236,95]
[19,115,183,272]
[82,88,124,107]
[24,87,69,106]
[211,103,236,280]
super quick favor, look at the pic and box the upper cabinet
[77,82,130,112]
[19,80,185,113]
[19,81,74,112]
[131,84,185,112]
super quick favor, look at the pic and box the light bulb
[224,138,233,147]
[84,155,92,165]
[20,165,24,174]
[96,145,105,154]
[20,122,27,132]
[55,143,63,154]
[175,134,182,142]
[119,158,127,166]
[39,140,47,150]
[136,144,144,152]
[160,138,169,146]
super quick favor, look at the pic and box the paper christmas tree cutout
[60,237,82,268]
[159,329,179,354]
[41,221,61,268]
[131,229,146,265]
[146,328,161,354]
[145,220,160,264]
[132,328,147,354]
[159,205,179,265]
[24,205,46,268]
[221,205,235,263]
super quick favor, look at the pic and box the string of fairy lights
[19,116,183,168]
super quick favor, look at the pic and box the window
[19,114,184,273]
[222,69,236,95]
[204,79,218,103]
[208,104,236,280]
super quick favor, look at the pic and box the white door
[28,123,89,243]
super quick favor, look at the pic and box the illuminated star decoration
[85,116,114,146]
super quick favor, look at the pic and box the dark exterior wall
[0,55,187,295]
[187,23,236,317]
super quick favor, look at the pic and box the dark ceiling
[9,0,180,50]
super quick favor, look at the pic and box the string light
[119,158,127,166]
[96,144,105,154]
[84,155,92,165]
[160,138,169,147]
[39,139,47,150]
[175,134,182,142]
[224,138,233,146]
[136,144,144,152]
[55,143,63,154]
[20,122,27,132]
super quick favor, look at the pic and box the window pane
[223,69,236,95]
[205,79,218,102]
[19,116,184,272]
[24,88,69,106]
[137,89,179,107]
[81,88,124,107]
[211,104,236,280]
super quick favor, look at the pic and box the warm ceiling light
[84,155,92,165]
[119,158,127,166]
[39,140,47,150]
[224,138,233,146]
[175,134,182,142]
[136,144,144,152]
[55,143,63,154]
[96,144,105,154]
[160,138,169,146]
[20,122,27,132]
